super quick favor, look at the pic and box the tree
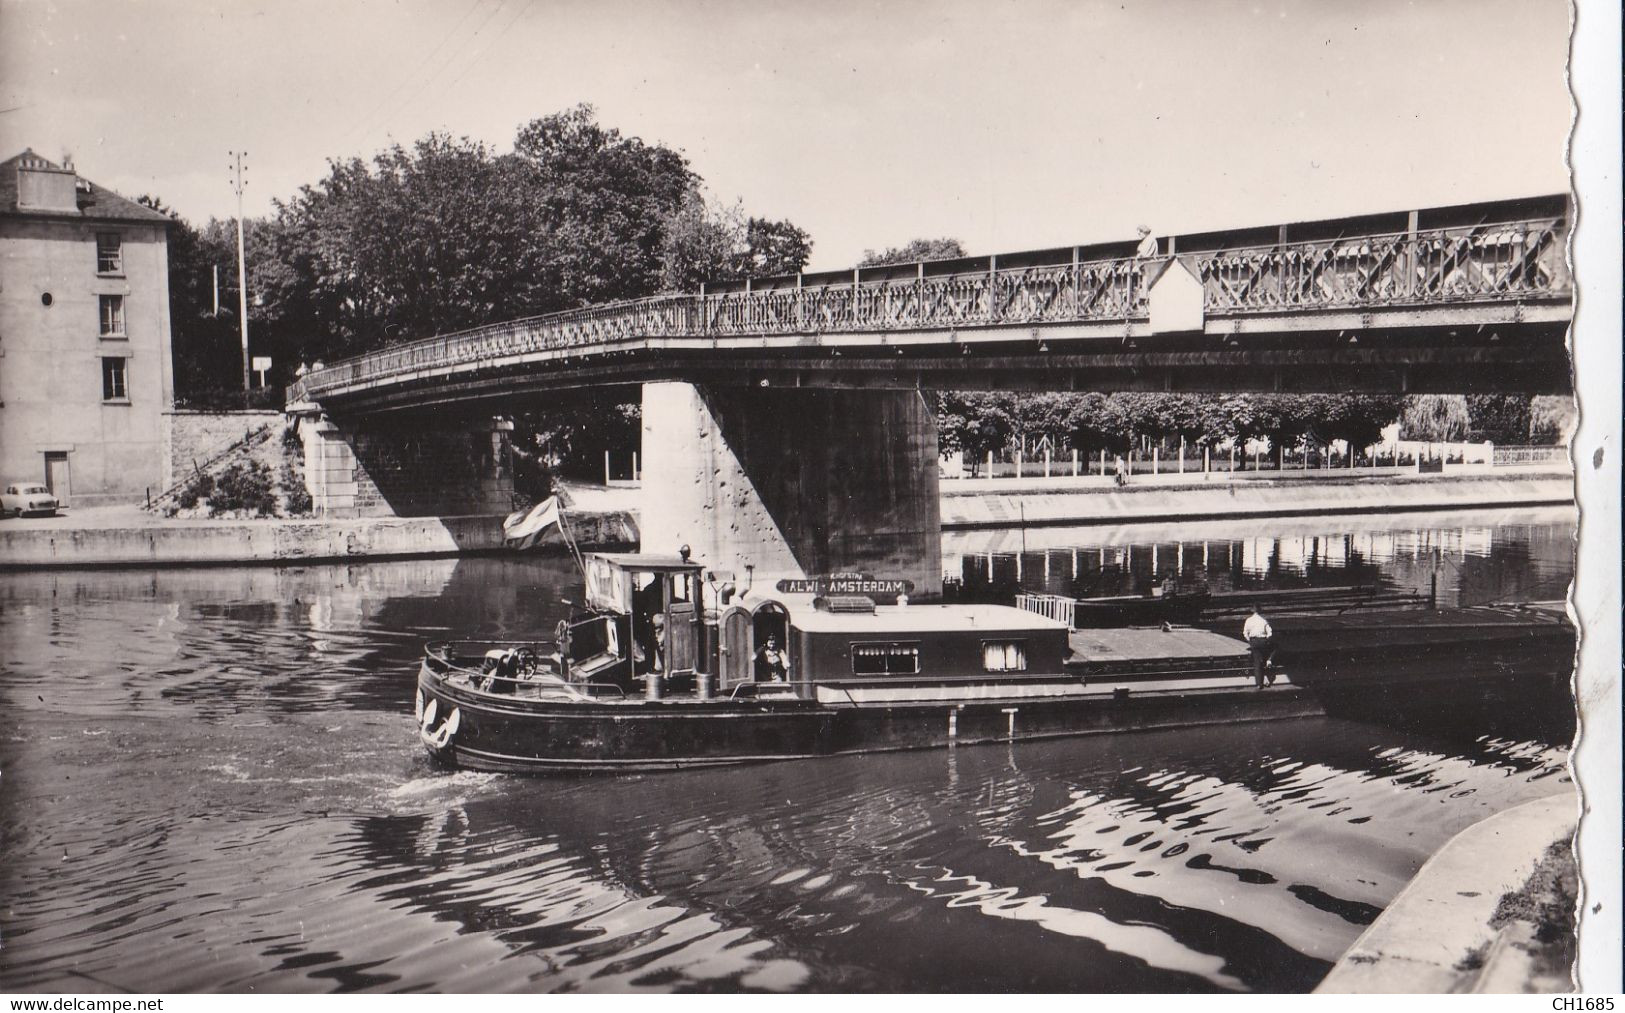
[1400,395,1471,442]
[859,238,967,267]
[1317,395,1403,458]
[1527,395,1575,445]
[660,191,745,293]
[1466,395,1533,444]
[250,106,811,364]
[934,392,1017,472]
[1013,393,1079,451]
[740,217,813,277]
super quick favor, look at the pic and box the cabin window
[851,642,919,676]
[982,640,1027,673]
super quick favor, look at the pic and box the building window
[96,232,123,274]
[851,642,920,676]
[101,357,129,401]
[982,640,1028,673]
[99,294,125,337]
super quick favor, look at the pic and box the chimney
[14,153,81,214]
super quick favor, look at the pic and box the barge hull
[418,671,1325,773]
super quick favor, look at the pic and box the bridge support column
[641,381,942,597]
[296,414,513,518]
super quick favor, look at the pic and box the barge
[415,551,1574,773]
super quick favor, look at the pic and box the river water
[0,506,1575,993]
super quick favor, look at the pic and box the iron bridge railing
[290,217,1569,403]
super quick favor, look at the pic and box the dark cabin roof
[0,149,173,225]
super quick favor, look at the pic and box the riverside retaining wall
[161,410,286,492]
[1315,793,1577,993]
[942,470,1574,528]
[0,510,637,569]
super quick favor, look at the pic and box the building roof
[0,149,172,225]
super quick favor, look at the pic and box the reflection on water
[0,508,1575,993]
[944,506,1576,609]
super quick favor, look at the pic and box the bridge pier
[295,414,514,518]
[640,381,943,597]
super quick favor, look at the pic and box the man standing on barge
[1244,606,1275,688]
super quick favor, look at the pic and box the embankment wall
[161,410,285,492]
[942,471,1574,528]
[0,510,637,569]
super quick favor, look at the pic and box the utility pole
[229,151,250,392]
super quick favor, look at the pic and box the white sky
[0,0,1572,271]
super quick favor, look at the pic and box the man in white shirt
[1243,606,1275,688]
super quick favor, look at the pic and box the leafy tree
[1466,394,1533,444]
[245,105,810,368]
[741,217,813,277]
[661,192,744,293]
[138,196,243,404]
[1316,395,1404,458]
[1400,395,1471,442]
[934,392,1017,470]
[859,238,967,267]
[1013,393,1079,450]
[514,400,642,484]
[273,133,550,353]
[660,197,813,289]
[1528,395,1575,445]
[1064,393,1120,451]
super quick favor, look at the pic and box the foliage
[1466,394,1533,444]
[514,400,643,482]
[210,461,278,516]
[280,459,312,515]
[860,238,967,267]
[1527,395,1575,445]
[1400,395,1472,442]
[661,195,812,291]
[934,393,1016,467]
[1316,395,1404,451]
[176,469,214,510]
[280,425,312,514]
[158,104,814,404]
[139,196,246,400]
[934,391,1403,462]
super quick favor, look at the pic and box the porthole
[41,292,53,307]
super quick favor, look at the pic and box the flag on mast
[502,496,561,551]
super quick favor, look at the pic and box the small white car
[1,482,59,517]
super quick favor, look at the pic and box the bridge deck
[288,195,1572,409]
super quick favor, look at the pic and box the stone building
[0,150,174,506]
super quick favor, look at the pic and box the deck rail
[1015,593,1077,627]
[290,216,1570,404]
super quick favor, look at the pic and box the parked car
[1,482,59,517]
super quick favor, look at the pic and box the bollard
[696,670,714,701]
[644,673,663,701]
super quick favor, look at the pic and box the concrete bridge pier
[640,381,943,597]
[294,413,514,518]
